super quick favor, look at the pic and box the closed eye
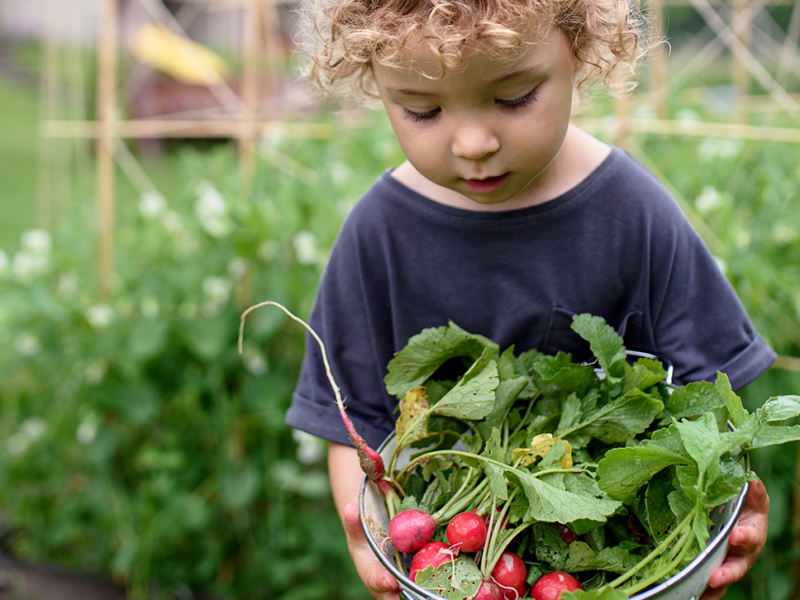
[402,107,441,123]
[497,87,540,110]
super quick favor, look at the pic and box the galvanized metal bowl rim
[359,432,749,600]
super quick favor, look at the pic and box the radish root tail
[238,301,392,493]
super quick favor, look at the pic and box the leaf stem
[608,504,699,589]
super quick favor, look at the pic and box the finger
[728,522,761,553]
[344,502,366,541]
[699,585,728,600]
[343,503,400,594]
[708,554,750,589]
[743,479,770,515]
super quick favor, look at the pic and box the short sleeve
[285,212,399,450]
[648,202,776,390]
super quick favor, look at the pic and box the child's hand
[344,502,401,600]
[700,478,769,600]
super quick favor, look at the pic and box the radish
[557,524,578,545]
[490,551,527,600]
[472,579,504,600]
[389,509,437,553]
[530,572,583,600]
[447,511,488,553]
[410,541,454,582]
[239,302,394,498]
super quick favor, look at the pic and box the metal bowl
[360,432,749,600]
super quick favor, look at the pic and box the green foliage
[0,112,404,600]
[0,103,798,600]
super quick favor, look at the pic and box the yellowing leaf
[396,386,429,442]
[512,434,573,468]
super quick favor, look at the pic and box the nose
[451,119,500,161]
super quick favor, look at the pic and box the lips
[462,174,508,194]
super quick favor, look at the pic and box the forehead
[373,26,570,89]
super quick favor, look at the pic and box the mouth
[462,174,509,194]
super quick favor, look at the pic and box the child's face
[373,26,576,208]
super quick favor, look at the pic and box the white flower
[21,229,51,255]
[697,137,744,163]
[713,255,728,276]
[202,276,231,305]
[773,223,798,245]
[14,332,41,356]
[292,430,325,465]
[734,228,751,249]
[201,276,232,317]
[139,192,167,220]
[293,230,320,266]
[7,416,48,457]
[228,257,248,281]
[141,298,160,318]
[243,351,267,376]
[76,413,99,445]
[328,161,352,187]
[162,211,185,236]
[84,360,106,385]
[12,251,48,281]
[695,186,723,214]
[85,303,115,329]
[257,240,278,262]
[178,302,198,319]
[195,182,233,238]
[58,273,79,297]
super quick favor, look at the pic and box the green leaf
[597,445,690,501]
[666,381,725,420]
[561,587,629,600]
[620,361,667,395]
[512,471,621,523]
[475,376,528,442]
[481,428,509,501]
[715,372,748,427]
[416,555,482,600]
[706,456,746,506]
[644,470,677,542]
[434,358,499,420]
[758,395,800,423]
[749,425,800,448]
[674,413,721,486]
[571,314,627,382]
[561,389,664,445]
[384,321,498,398]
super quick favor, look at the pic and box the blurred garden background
[0,0,799,599]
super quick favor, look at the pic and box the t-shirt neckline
[380,146,623,221]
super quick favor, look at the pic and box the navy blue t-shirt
[286,148,776,449]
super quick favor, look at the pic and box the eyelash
[401,87,540,123]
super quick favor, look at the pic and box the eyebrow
[384,65,544,97]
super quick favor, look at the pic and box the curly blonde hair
[302,0,650,101]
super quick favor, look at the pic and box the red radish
[491,551,527,600]
[557,525,578,545]
[530,572,583,600]
[447,511,488,552]
[389,509,436,553]
[472,579,504,600]
[238,302,393,497]
[410,541,453,582]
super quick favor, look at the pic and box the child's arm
[329,442,400,600]
[700,478,770,600]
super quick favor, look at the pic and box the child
[285,0,774,598]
